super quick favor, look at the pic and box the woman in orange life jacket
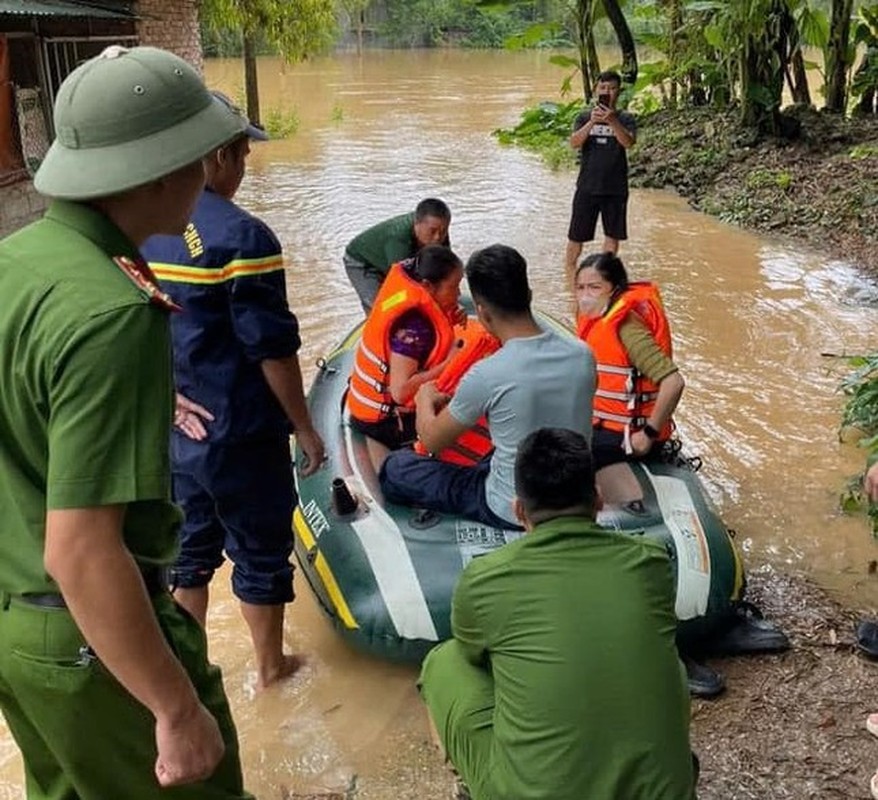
[575,251,685,472]
[347,244,465,469]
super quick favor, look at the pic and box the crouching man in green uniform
[0,46,257,799]
[420,427,697,800]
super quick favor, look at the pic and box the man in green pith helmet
[0,45,255,799]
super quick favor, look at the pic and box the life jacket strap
[595,388,634,402]
[594,409,632,425]
[594,409,649,427]
[359,341,389,374]
[596,363,635,376]
[352,361,387,394]
[348,384,393,415]
[446,441,491,464]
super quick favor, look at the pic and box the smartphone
[598,92,611,108]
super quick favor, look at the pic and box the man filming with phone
[565,71,636,272]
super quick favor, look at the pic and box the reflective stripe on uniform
[151,255,285,284]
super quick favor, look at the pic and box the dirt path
[692,567,878,799]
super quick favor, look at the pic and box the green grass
[264,107,300,139]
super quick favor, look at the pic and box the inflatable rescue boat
[293,313,785,662]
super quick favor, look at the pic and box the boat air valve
[410,507,441,530]
[331,477,359,518]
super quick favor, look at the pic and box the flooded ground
[1,50,876,798]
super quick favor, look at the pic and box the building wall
[0,180,46,235]
[0,0,204,239]
[137,0,203,73]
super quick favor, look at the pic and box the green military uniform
[343,212,420,313]
[0,200,252,799]
[420,515,696,800]
[345,211,418,275]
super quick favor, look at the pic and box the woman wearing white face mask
[574,252,685,470]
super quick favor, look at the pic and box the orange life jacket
[577,281,674,443]
[414,320,499,466]
[347,260,455,424]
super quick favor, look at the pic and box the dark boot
[683,654,725,698]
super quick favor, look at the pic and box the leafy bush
[264,107,300,138]
[493,99,582,169]
[839,353,878,533]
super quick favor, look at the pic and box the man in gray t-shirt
[379,244,596,528]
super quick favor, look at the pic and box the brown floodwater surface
[0,50,876,798]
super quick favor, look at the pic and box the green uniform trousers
[0,591,253,800]
[422,641,700,800]
[420,640,495,800]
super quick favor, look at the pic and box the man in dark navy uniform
[143,92,324,690]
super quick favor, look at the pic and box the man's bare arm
[261,354,325,476]
[570,116,595,149]
[415,382,470,453]
[45,506,225,787]
[607,113,636,148]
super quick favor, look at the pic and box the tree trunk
[356,9,364,56]
[789,47,812,105]
[667,0,682,107]
[824,0,855,113]
[740,1,787,136]
[575,0,599,100]
[781,7,811,106]
[601,0,637,86]
[243,33,260,125]
[855,49,878,114]
[586,28,601,93]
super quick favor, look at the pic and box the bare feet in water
[256,653,307,691]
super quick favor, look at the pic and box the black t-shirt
[574,108,636,195]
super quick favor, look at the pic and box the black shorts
[568,189,628,242]
[592,426,659,470]
[349,411,417,450]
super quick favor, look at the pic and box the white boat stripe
[342,417,438,641]
[641,466,712,621]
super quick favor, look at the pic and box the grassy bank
[629,106,878,274]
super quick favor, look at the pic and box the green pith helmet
[34,46,248,200]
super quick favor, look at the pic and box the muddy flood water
[1,50,876,799]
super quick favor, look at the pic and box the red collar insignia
[113,256,182,313]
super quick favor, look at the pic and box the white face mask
[578,295,608,319]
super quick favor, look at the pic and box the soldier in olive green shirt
[343,198,451,313]
[420,428,696,800]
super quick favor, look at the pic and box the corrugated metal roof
[0,0,136,18]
